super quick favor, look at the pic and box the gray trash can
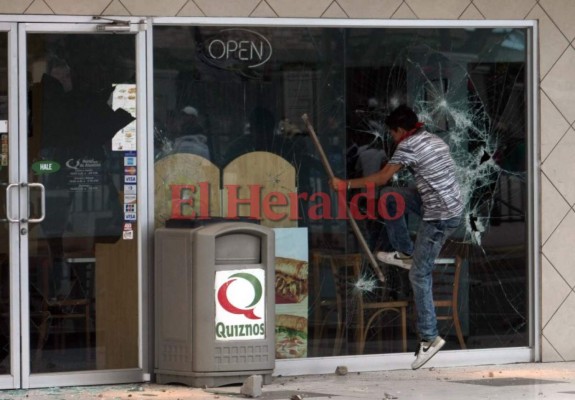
[154,222,275,387]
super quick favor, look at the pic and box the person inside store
[32,55,134,257]
[169,105,211,160]
[222,106,275,165]
[346,119,392,253]
[223,106,311,167]
[330,104,463,369]
[36,56,134,156]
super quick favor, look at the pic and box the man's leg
[409,216,461,369]
[379,186,421,254]
[376,187,421,267]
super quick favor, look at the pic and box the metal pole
[302,114,385,283]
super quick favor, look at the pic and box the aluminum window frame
[150,16,539,375]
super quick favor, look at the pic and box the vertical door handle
[27,182,45,223]
[5,183,19,222]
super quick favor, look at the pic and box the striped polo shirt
[389,129,464,220]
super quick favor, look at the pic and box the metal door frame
[7,18,150,389]
[0,21,21,390]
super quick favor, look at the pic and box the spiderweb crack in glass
[328,34,527,352]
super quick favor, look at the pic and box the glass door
[16,21,146,388]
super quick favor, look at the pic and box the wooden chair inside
[312,252,408,355]
[433,256,466,349]
[340,254,409,354]
[26,235,56,362]
[31,249,93,360]
[310,251,345,356]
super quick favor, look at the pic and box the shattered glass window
[153,25,530,357]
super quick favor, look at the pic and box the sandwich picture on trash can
[274,227,309,359]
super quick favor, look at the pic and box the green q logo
[217,272,263,320]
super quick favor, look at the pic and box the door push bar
[5,182,45,223]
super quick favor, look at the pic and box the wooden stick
[302,114,385,283]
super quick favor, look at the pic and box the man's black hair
[384,104,419,131]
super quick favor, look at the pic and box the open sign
[205,29,272,69]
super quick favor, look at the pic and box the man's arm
[331,162,403,191]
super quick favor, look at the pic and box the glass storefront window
[153,25,529,358]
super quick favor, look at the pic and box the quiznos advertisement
[214,268,266,341]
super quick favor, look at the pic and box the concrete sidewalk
[2,361,575,399]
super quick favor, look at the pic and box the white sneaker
[376,251,413,270]
[411,336,445,370]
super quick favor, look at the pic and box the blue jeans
[410,216,461,341]
[380,186,422,255]
[380,186,461,341]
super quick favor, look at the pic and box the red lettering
[349,182,377,220]
[225,184,262,219]
[263,191,288,221]
[198,181,210,219]
[308,192,332,220]
[170,184,196,219]
[287,192,308,220]
[336,181,348,220]
[169,185,407,222]
[377,191,405,220]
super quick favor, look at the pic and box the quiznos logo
[214,269,266,341]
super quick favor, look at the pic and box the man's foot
[411,336,445,370]
[376,251,413,269]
